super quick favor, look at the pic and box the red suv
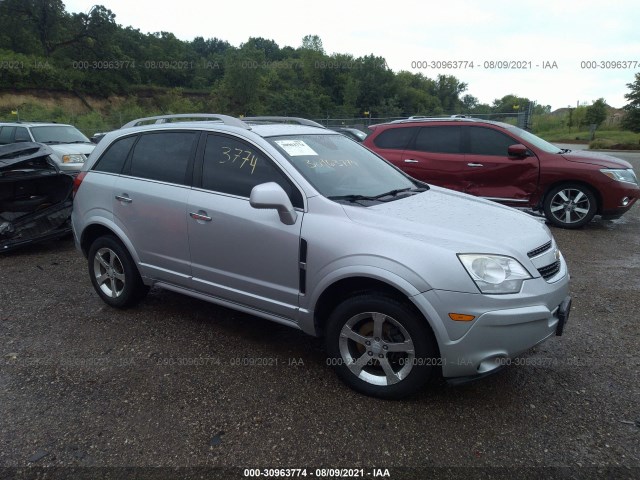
[363,118,639,228]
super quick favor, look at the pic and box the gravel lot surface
[1,151,639,480]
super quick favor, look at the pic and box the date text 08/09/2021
[243,468,391,478]
[409,59,640,70]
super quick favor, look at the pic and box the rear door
[187,133,304,319]
[367,126,418,168]
[113,130,198,284]
[399,125,467,191]
[462,126,539,203]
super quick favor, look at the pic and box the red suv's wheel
[543,183,597,229]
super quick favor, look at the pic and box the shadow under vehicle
[0,142,74,252]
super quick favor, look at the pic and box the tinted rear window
[0,127,15,145]
[93,135,136,174]
[373,127,418,149]
[128,132,198,185]
[413,126,462,153]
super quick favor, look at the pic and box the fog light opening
[478,355,507,374]
[621,197,630,207]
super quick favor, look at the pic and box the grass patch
[537,129,640,147]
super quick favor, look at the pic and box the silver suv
[71,114,571,399]
[0,122,94,171]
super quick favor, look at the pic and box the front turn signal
[448,313,476,322]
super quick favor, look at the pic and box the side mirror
[250,182,298,225]
[508,144,529,158]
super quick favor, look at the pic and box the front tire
[325,295,438,399]
[87,235,149,308]
[543,183,597,229]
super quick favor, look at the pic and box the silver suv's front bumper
[413,272,571,379]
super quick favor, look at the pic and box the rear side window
[0,127,15,144]
[467,127,517,156]
[373,127,418,149]
[413,126,462,154]
[128,132,198,185]
[202,134,303,208]
[93,136,136,174]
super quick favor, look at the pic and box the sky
[64,0,640,111]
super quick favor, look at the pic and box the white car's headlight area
[458,254,532,294]
[62,154,86,163]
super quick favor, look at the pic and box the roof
[0,122,71,127]
[372,117,517,129]
[114,114,332,139]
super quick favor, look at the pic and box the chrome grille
[538,260,561,280]
[528,241,552,258]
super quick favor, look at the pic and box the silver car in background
[71,114,571,399]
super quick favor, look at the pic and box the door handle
[404,159,419,163]
[115,194,132,203]
[467,163,484,167]
[189,211,212,222]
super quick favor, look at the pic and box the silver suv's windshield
[268,134,421,202]
[505,125,562,154]
[30,125,91,144]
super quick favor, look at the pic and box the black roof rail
[121,113,249,129]
[242,116,325,128]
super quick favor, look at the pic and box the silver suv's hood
[342,186,551,257]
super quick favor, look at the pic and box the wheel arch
[312,276,439,356]
[79,220,141,265]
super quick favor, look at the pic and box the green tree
[222,46,266,114]
[492,94,530,114]
[584,98,607,128]
[621,73,640,132]
[434,75,467,113]
[301,35,324,53]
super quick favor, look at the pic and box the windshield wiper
[559,148,571,153]
[327,194,379,203]
[42,141,63,144]
[328,187,427,204]
[372,187,427,199]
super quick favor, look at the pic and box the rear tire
[87,235,149,308]
[543,183,597,229]
[325,294,438,399]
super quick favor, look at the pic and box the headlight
[601,168,638,185]
[62,154,86,163]
[458,254,532,294]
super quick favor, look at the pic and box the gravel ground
[1,152,639,480]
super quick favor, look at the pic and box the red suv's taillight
[72,171,87,198]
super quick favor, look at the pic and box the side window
[373,127,418,149]
[15,127,31,142]
[414,126,462,154]
[467,127,518,156]
[93,136,137,174]
[202,134,303,208]
[128,132,198,185]
[0,127,15,144]
[14,127,30,142]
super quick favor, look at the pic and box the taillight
[72,171,87,198]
